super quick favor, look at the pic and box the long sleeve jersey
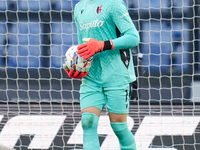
[74,0,140,86]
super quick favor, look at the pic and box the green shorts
[80,83,130,114]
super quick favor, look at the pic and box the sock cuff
[82,112,99,118]
[110,122,136,150]
[81,112,99,128]
[110,122,128,131]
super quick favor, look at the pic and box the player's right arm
[74,3,83,45]
[65,68,88,79]
[63,3,88,79]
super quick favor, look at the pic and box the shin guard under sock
[81,112,100,150]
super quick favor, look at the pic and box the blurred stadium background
[0,0,199,150]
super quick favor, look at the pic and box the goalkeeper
[64,0,140,149]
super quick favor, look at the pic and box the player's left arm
[110,0,140,49]
[77,0,140,60]
[112,27,140,50]
[77,29,139,60]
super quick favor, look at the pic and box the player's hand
[65,69,88,79]
[63,63,88,79]
[77,38,104,60]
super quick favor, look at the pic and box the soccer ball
[64,45,92,72]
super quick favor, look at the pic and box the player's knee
[111,122,128,134]
[111,122,136,150]
[81,112,99,130]
[111,122,130,141]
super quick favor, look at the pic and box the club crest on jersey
[96,5,102,14]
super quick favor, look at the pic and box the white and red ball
[64,45,92,72]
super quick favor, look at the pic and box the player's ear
[82,38,91,43]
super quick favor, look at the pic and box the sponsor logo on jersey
[96,5,102,14]
[79,19,104,31]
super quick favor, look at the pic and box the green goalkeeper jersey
[74,0,139,86]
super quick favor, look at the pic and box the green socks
[81,112,100,150]
[111,122,136,150]
[81,113,136,150]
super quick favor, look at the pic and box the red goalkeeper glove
[77,38,114,60]
[65,69,88,79]
[63,63,88,79]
